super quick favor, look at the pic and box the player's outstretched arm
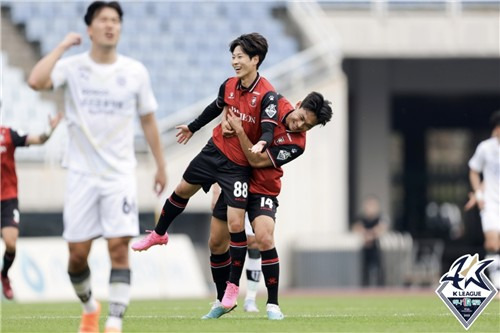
[28,33,82,91]
[26,112,63,145]
[175,125,194,145]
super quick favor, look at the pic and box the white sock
[245,255,261,301]
[105,282,130,330]
[69,269,98,314]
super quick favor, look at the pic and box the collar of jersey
[237,73,261,93]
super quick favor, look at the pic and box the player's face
[231,46,258,80]
[87,7,121,48]
[285,105,318,133]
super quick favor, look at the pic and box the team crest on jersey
[116,76,127,87]
[435,253,498,330]
[277,150,291,161]
[250,96,257,107]
[265,104,277,119]
[275,137,285,145]
[228,92,235,99]
[78,66,90,81]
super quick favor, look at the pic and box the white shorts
[245,214,254,237]
[63,170,139,242]
[480,208,500,232]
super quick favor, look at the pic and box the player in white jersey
[28,2,167,332]
[466,110,500,291]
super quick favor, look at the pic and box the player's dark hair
[84,1,123,26]
[301,92,333,126]
[230,33,268,69]
[490,110,500,127]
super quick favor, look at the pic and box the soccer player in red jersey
[205,92,332,319]
[1,114,62,300]
[132,33,279,311]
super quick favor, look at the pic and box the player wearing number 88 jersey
[207,92,333,320]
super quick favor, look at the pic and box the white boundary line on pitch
[4,313,458,320]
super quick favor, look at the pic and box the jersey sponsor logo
[250,96,257,107]
[265,104,277,119]
[228,105,256,124]
[277,150,291,161]
[436,253,498,330]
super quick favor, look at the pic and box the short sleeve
[9,129,28,147]
[51,58,69,90]
[137,63,158,115]
[468,143,485,172]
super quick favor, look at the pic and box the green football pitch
[1,292,499,332]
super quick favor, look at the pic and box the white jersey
[468,137,500,211]
[51,52,157,177]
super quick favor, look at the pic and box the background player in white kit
[28,2,167,332]
[466,110,500,292]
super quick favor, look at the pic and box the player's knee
[68,251,88,269]
[4,238,17,251]
[208,236,228,253]
[256,233,274,251]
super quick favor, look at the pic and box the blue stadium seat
[5,1,299,119]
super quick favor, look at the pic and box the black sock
[1,251,16,278]
[155,192,189,235]
[209,251,231,301]
[228,231,247,286]
[261,248,280,305]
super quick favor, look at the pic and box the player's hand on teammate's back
[250,140,266,154]
[60,32,82,50]
[221,119,235,137]
[175,125,193,144]
[226,108,243,135]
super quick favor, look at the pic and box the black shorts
[213,192,279,222]
[183,139,251,209]
[1,198,20,229]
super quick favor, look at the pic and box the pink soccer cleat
[1,276,13,300]
[221,282,239,309]
[131,230,168,251]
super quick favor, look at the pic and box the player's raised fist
[60,32,82,50]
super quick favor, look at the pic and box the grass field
[1,291,499,332]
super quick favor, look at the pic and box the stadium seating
[1,52,58,160]
[5,1,300,119]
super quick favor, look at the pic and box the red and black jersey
[1,127,28,200]
[250,97,306,196]
[212,74,278,166]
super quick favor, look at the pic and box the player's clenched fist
[60,32,82,50]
